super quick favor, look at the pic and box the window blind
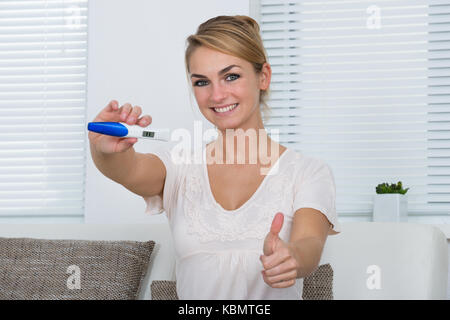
[258,0,450,218]
[0,0,88,218]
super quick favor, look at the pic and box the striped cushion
[0,237,154,300]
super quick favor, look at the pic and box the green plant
[375,181,409,194]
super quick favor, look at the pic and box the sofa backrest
[0,221,447,299]
[320,222,448,299]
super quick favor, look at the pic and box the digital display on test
[143,131,155,138]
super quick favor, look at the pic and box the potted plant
[373,181,409,222]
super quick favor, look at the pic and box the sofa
[0,221,447,299]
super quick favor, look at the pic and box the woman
[89,15,341,300]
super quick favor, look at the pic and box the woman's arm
[288,207,331,278]
[90,140,166,199]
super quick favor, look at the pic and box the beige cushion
[0,237,155,300]
[302,263,333,300]
[151,263,333,300]
[151,280,179,300]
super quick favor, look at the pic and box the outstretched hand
[260,212,299,288]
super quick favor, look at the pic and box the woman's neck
[207,128,283,167]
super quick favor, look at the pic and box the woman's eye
[226,74,240,81]
[194,80,208,87]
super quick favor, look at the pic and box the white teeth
[214,103,238,113]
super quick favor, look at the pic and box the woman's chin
[207,115,241,131]
[214,122,240,132]
[213,115,259,132]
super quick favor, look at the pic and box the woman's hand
[88,100,152,154]
[260,212,300,288]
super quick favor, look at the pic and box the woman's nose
[210,82,227,103]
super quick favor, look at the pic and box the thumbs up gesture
[260,212,300,288]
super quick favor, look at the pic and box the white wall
[85,0,250,224]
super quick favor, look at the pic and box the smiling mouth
[212,103,239,113]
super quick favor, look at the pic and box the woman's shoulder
[286,147,322,165]
[286,148,331,177]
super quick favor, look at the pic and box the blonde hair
[185,15,272,124]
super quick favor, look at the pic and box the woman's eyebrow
[190,64,241,79]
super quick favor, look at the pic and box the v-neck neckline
[202,146,290,214]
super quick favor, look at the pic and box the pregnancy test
[88,122,170,141]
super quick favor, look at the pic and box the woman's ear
[259,62,272,91]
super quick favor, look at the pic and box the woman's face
[188,46,270,131]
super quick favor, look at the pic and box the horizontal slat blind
[259,0,450,217]
[0,0,88,217]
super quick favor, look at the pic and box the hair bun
[236,15,260,33]
[197,15,260,34]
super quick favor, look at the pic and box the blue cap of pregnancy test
[87,122,128,137]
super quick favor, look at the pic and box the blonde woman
[89,15,341,300]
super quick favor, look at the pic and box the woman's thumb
[263,212,284,256]
[117,138,137,152]
[270,212,284,237]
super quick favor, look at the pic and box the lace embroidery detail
[183,159,298,243]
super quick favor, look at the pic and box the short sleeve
[142,146,182,219]
[293,157,341,235]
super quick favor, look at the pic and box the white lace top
[143,145,341,300]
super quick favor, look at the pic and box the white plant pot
[373,193,408,222]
